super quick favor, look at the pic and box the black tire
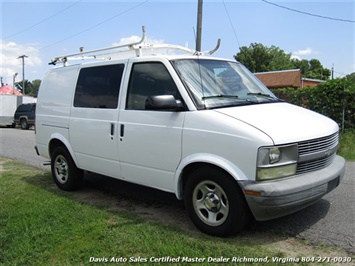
[184,166,250,236]
[51,146,83,191]
[20,119,29,130]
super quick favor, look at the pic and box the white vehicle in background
[35,27,346,236]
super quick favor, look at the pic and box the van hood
[215,102,338,145]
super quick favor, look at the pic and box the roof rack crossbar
[70,44,196,61]
[49,26,146,65]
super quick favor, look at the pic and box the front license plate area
[327,176,340,193]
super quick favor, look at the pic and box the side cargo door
[118,61,186,192]
[69,63,124,178]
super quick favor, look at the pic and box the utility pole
[331,64,334,79]
[196,0,203,51]
[17,55,28,95]
[13,73,18,94]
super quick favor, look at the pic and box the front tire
[184,167,250,236]
[51,146,83,191]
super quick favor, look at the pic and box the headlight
[257,144,298,181]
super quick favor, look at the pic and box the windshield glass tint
[171,59,279,109]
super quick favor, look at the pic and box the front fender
[174,153,248,199]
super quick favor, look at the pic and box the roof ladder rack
[49,26,221,66]
[49,26,147,65]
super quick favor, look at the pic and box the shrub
[271,78,355,131]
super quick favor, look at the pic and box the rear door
[118,60,185,192]
[69,63,125,178]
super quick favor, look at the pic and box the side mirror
[145,95,184,111]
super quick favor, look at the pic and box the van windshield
[171,59,280,109]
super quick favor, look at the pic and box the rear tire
[184,166,250,236]
[20,119,29,130]
[51,146,83,191]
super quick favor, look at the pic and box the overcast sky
[1,0,354,84]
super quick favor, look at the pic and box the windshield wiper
[247,92,272,97]
[247,92,281,101]
[202,94,239,100]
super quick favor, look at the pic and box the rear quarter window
[74,64,124,108]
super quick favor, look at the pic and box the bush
[271,78,355,131]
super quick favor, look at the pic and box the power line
[40,0,150,51]
[222,0,241,49]
[261,0,355,23]
[4,0,83,40]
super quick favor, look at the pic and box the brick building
[254,69,325,89]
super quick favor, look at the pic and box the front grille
[296,153,336,175]
[296,132,339,175]
[298,132,338,156]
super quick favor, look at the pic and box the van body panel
[174,152,251,199]
[118,110,185,192]
[37,65,79,116]
[67,63,125,178]
[69,111,122,178]
[36,65,80,159]
[216,103,338,144]
[182,110,273,181]
[115,59,187,191]
[50,132,75,158]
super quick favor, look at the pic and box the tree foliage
[346,72,355,83]
[235,43,331,80]
[235,43,294,73]
[292,58,331,80]
[15,79,41,97]
[271,78,355,131]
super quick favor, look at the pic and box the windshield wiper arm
[247,92,272,97]
[202,94,239,100]
[247,92,281,101]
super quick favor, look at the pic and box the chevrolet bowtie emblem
[325,149,333,157]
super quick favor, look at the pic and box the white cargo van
[35,28,346,236]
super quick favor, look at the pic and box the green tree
[291,59,310,76]
[235,43,331,80]
[346,72,355,83]
[14,80,31,95]
[234,43,294,73]
[293,59,331,80]
[14,79,41,97]
[30,79,41,97]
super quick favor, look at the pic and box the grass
[338,130,355,161]
[0,158,353,266]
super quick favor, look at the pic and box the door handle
[110,123,115,135]
[120,124,124,137]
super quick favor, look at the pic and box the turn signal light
[244,190,261,196]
